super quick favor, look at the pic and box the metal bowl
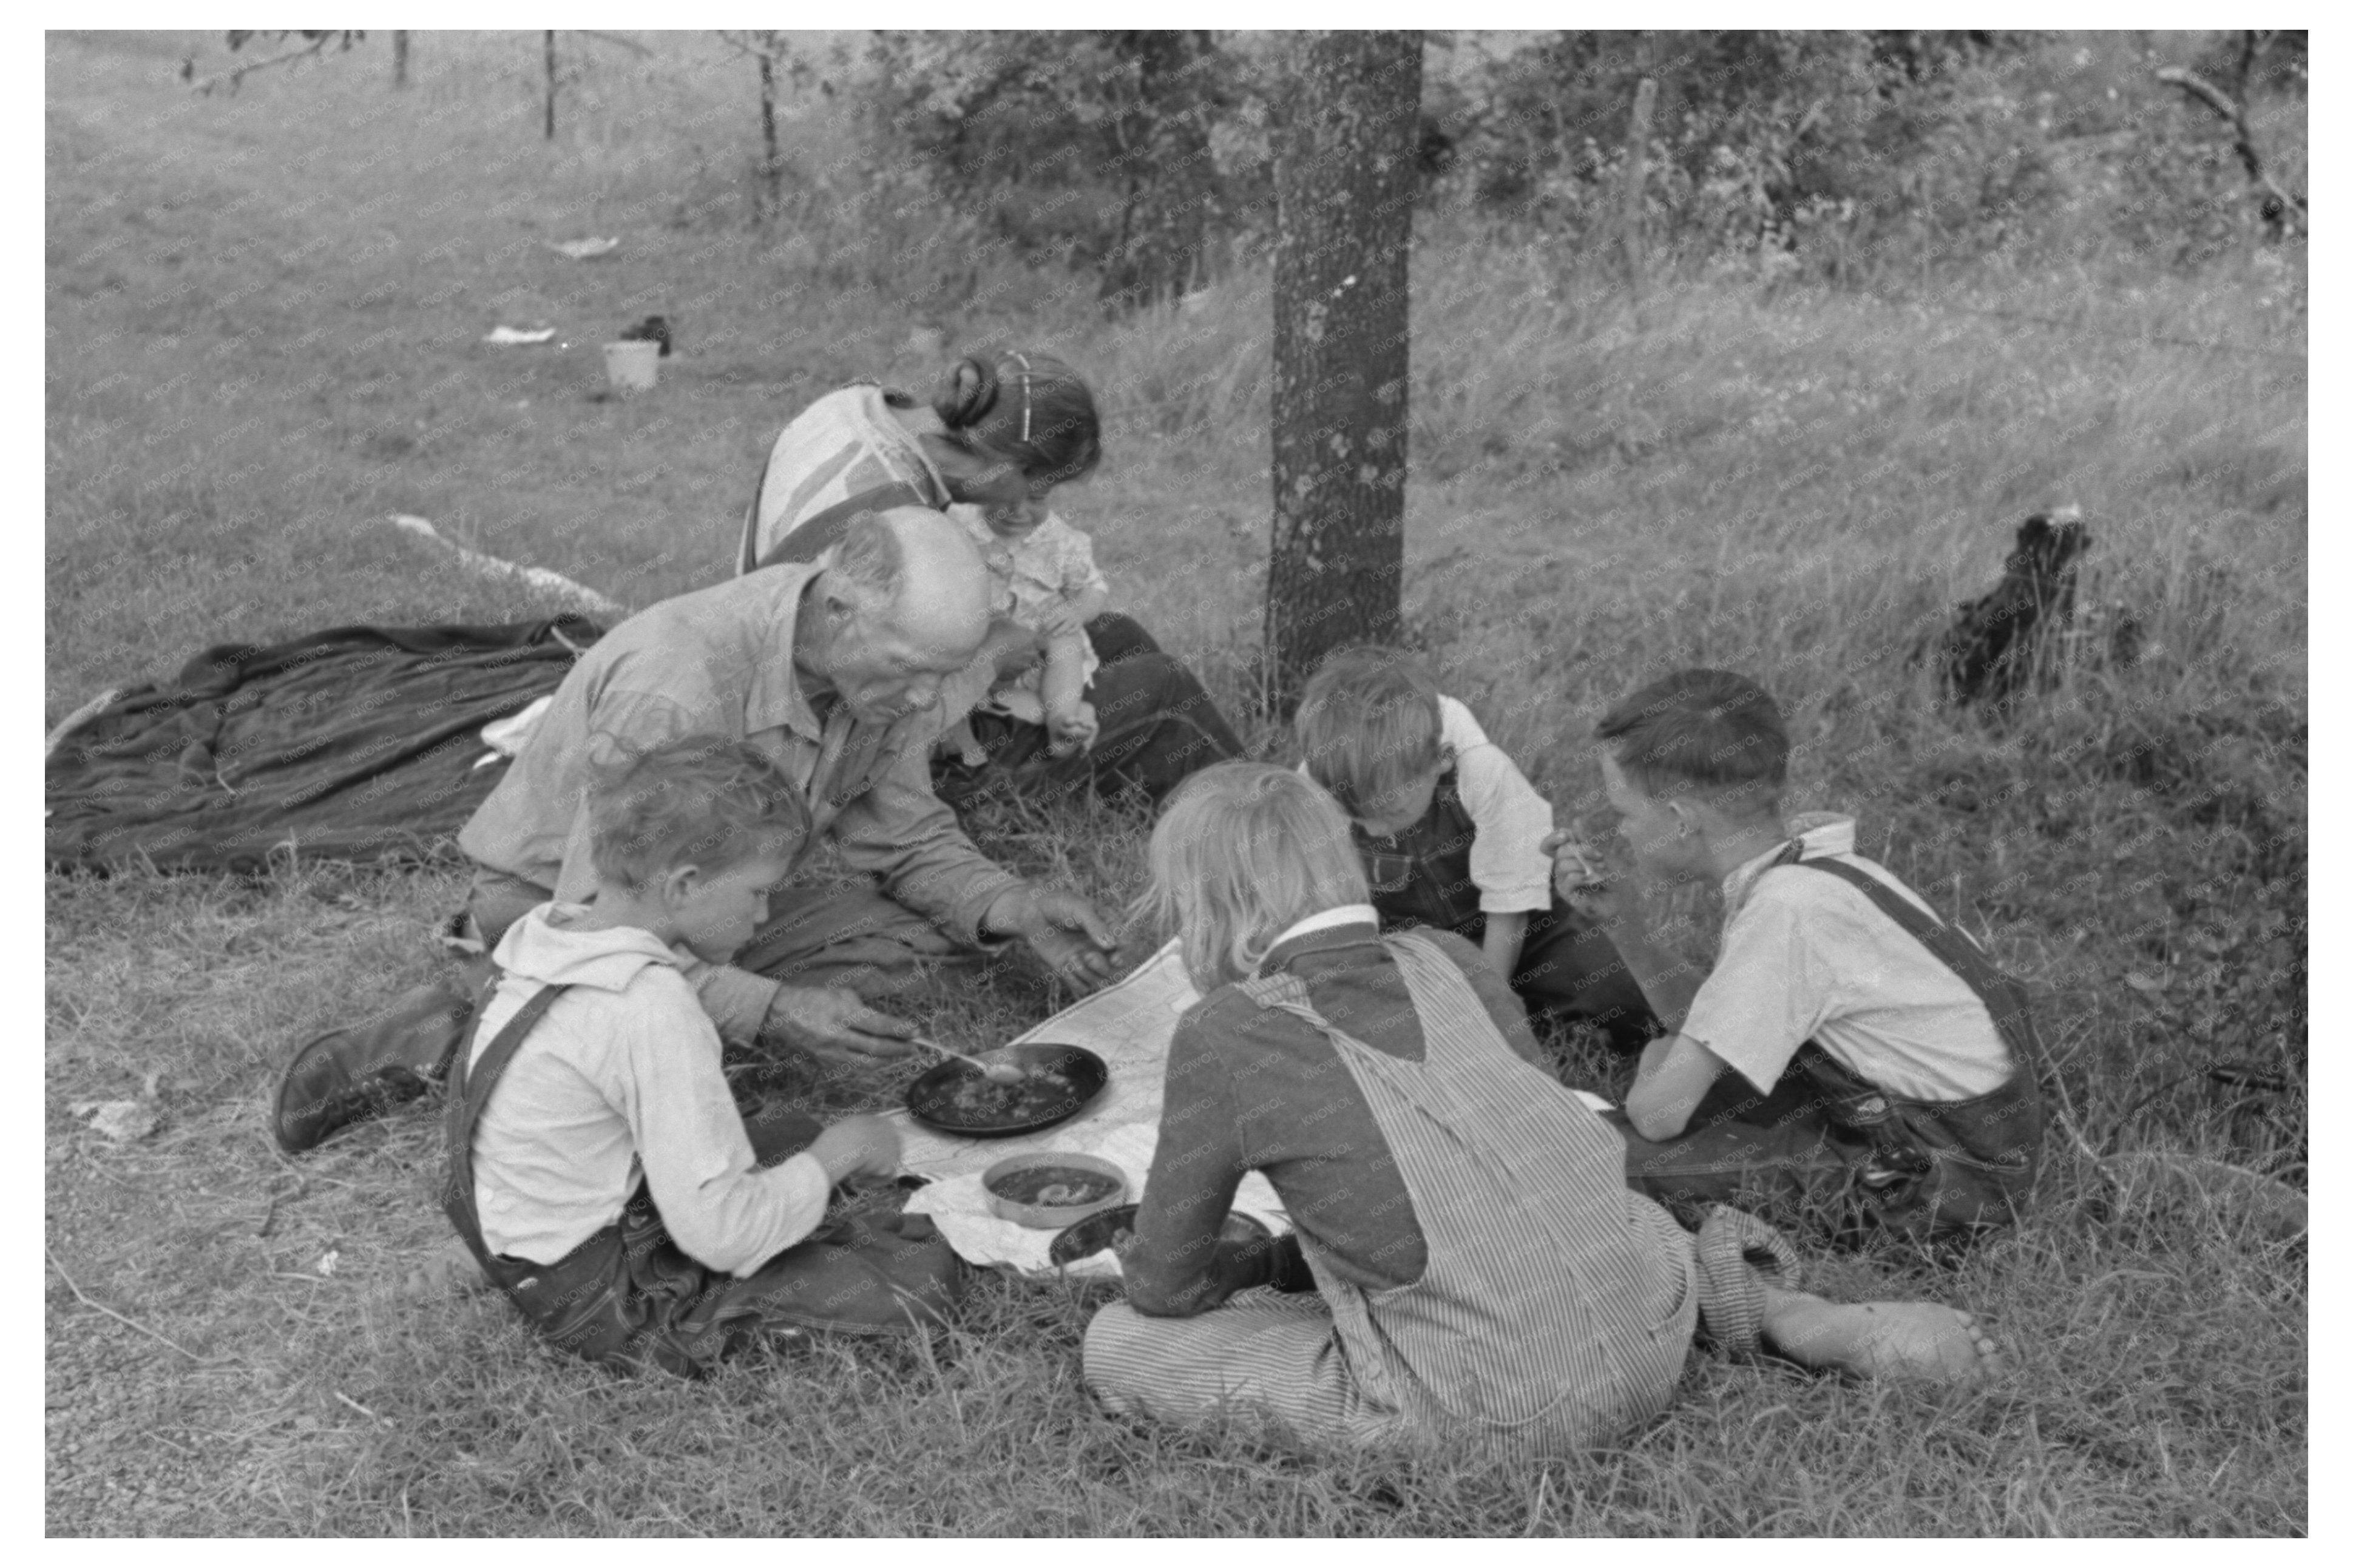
[904,1041,1109,1138]
[1048,1203,1273,1269]
[981,1152,1129,1230]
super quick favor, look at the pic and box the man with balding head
[449,507,1120,1061]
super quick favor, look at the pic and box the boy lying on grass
[442,735,962,1377]
[1292,647,1658,1053]
[1544,669,2045,1245]
[1084,762,2001,1459]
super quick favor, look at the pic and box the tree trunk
[392,31,408,89]
[543,31,557,141]
[1097,32,1216,311]
[758,50,781,224]
[1621,76,1656,303]
[1265,30,1422,717]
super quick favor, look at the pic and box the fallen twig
[45,1245,218,1364]
[385,514,628,620]
[2155,63,2306,237]
[577,30,655,58]
[44,687,123,760]
[184,33,338,98]
[334,1390,390,1424]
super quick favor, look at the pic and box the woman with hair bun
[739,351,1242,807]
[739,351,1101,575]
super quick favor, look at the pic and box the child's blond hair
[1293,646,1445,818]
[1140,762,1370,992]
[588,735,810,891]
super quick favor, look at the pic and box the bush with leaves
[1437,31,2061,271]
[864,31,1265,309]
[850,30,2303,296]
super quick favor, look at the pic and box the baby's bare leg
[1040,638,1090,751]
[1040,641,1086,717]
[1758,1282,2004,1385]
[941,715,988,767]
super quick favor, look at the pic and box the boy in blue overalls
[1293,647,1658,1053]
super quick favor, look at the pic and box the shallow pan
[904,1041,1109,1139]
[1048,1203,1273,1269]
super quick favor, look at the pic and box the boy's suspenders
[1775,853,2046,1234]
[440,984,572,1291]
[438,982,969,1370]
[1784,857,2047,1076]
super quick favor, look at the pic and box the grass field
[46,32,2306,1535]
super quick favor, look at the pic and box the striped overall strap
[1242,931,1694,1441]
[739,385,946,575]
[747,481,932,573]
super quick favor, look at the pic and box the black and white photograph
[42,23,2309,1537]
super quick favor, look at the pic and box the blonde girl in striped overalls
[1083,763,2003,1458]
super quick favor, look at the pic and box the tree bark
[1097,32,1216,311]
[758,50,781,224]
[1621,76,1656,303]
[1265,30,1422,717]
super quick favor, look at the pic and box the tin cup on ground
[602,340,659,393]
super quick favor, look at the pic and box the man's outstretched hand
[984,884,1120,992]
[756,984,919,1068]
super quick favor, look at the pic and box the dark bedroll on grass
[44,617,604,876]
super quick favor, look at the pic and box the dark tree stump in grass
[1927,512,2139,711]
[1265,30,1422,718]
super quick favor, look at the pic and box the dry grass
[47,30,2303,1535]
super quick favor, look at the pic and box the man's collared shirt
[458,561,1020,949]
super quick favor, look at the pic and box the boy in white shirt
[442,735,962,1375]
[1293,647,1659,1053]
[1545,668,2043,1244]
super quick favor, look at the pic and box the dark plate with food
[905,1041,1109,1138]
[1048,1203,1273,1269]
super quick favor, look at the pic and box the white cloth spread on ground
[893,941,1289,1279]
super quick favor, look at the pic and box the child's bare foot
[1761,1290,2004,1385]
[1045,701,1098,757]
[940,718,989,769]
